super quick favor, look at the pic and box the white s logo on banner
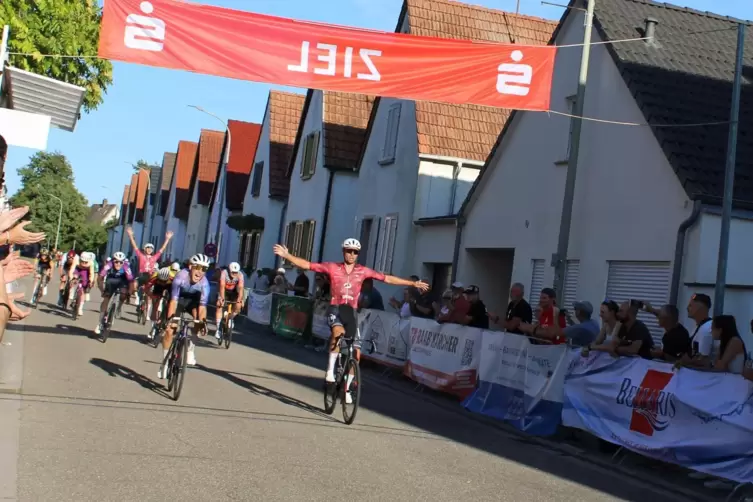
[124,1,166,52]
[496,50,533,96]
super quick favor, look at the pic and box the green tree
[1,0,114,112]
[77,223,108,255]
[130,159,153,173]
[10,152,90,250]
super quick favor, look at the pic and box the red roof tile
[127,173,138,224]
[404,0,556,161]
[323,92,375,170]
[188,129,224,206]
[224,120,262,210]
[173,140,199,220]
[134,168,150,222]
[120,184,130,225]
[269,91,305,198]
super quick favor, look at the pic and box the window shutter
[251,232,261,269]
[252,162,264,196]
[304,220,316,261]
[380,104,401,164]
[373,217,384,271]
[300,137,310,177]
[293,221,304,256]
[309,131,320,177]
[284,223,295,267]
[384,216,398,274]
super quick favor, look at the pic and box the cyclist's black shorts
[103,277,129,297]
[326,304,358,340]
[137,272,151,287]
[36,263,51,275]
[175,293,201,316]
[222,289,240,304]
[152,283,170,299]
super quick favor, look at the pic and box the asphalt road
[0,276,699,502]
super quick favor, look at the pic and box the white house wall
[354,97,419,301]
[413,224,456,277]
[459,9,691,314]
[283,90,325,285]
[183,181,210,259]
[163,177,186,261]
[322,172,359,262]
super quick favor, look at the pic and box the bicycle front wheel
[341,358,361,425]
[224,319,233,349]
[172,337,188,401]
[102,300,116,343]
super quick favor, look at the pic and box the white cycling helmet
[189,253,211,267]
[228,262,241,273]
[157,267,172,281]
[170,262,181,271]
[80,252,95,263]
[144,242,155,250]
[107,256,112,262]
[112,251,126,262]
[342,238,361,251]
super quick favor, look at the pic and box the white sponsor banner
[405,318,482,397]
[0,108,51,149]
[247,291,272,325]
[563,352,753,482]
[311,302,330,340]
[358,309,410,368]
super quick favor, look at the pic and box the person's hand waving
[1,255,34,282]
[6,221,45,246]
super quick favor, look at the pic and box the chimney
[644,17,659,43]
[102,198,108,206]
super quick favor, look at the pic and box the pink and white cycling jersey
[309,262,385,309]
[134,249,162,274]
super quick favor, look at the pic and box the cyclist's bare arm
[166,299,178,319]
[273,244,311,270]
[384,275,430,292]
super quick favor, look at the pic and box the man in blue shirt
[158,253,211,379]
[563,301,600,347]
[359,278,384,310]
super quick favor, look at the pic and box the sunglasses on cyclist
[343,248,359,255]
[191,265,209,272]
[113,260,124,265]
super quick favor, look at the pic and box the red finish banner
[99,0,556,110]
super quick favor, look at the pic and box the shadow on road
[89,357,170,400]
[224,325,684,502]
[6,322,149,344]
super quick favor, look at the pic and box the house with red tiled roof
[183,129,224,258]
[207,119,262,268]
[163,140,199,261]
[147,152,176,247]
[238,91,305,272]
[352,0,556,298]
[106,183,131,258]
[280,89,374,288]
[457,0,753,341]
[129,168,152,252]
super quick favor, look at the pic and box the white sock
[327,352,338,374]
[162,349,168,360]
[346,374,354,391]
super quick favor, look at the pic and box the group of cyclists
[31,224,430,399]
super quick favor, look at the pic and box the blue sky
[5,0,752,205]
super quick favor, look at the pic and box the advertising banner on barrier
[405,318,481,398]
[270,294,312,339]
[311,302,330,340]
[463,331,570,435]
[99,0,556,110]
[563,352,753,482]
[247,291,273,325]
[358,310,410,369]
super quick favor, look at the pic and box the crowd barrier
[242,292,753,483]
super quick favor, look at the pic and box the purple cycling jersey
[170,269,210,306]
[73,265,92,288]
[99,262,134,281]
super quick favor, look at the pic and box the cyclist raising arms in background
[124,226,174,292]
[273,239,429,387]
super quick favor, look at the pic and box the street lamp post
[42,189,63,251]
[188,105,231,263]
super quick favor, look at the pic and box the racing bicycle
[99,288,127,343]
[323,333,376,425]
[162,314,203,401]
[68,279,87,321]
[30,273,50,308]
[136,284,151,325]
[216,301,239,349]
[148,293,168,348]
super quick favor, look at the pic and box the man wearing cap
[686,293,714,362]
[560,301,599,347]
[436,281,470,324]
[463,285,489,329]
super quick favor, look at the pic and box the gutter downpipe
[669,200,702,305]
[317,170,335,262]
[276,200,288,269]
[450,215,465,283]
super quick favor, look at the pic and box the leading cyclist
[32,247,53,299]
[273,239,429,389]
[157,253,211,379]
[95,251,135,334]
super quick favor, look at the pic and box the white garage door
[605,261,671,346]
[563,260,580,309]
[530,259,545,304]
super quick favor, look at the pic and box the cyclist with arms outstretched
[273,239,429,394]
[157,254,211,379]
[125,226,173,294]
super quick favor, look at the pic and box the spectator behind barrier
[560,300,599,347]
[592,300,620,345]
[489,282,532,334]
[359,277,384,311]
[389,287,413,318]
[615,301,654,359]
[251,268,270,292]
[408,278,435,319]
[680,315,747,374]
[519,287,566,344]
[433,289,453,322]
[463,285,489,329]
[291,267,309,297]
[436,281,470,324]
[314,273,331,302]
[686,293,714,364]
[643,303,691,361]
